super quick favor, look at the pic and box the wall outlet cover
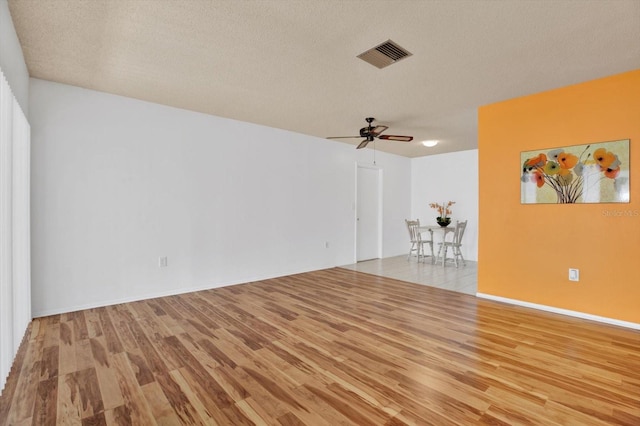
[569,268,579,281]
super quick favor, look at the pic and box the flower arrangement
[521,142,626,204]
[429,201,455,226]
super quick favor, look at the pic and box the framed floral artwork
[521,139,629,204]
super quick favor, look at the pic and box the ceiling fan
[327,117,413,149]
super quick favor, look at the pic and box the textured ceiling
[8,0,640,157]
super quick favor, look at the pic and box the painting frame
[521,139,629,204]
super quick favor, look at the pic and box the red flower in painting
[604,167,620,179]
[534,170,545,188]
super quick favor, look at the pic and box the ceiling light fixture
[422,140,439,147]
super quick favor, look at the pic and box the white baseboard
[32,264,331,318]
[476,293,640,330]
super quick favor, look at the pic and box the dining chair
[405,219,434,263]
[436,220,467,267]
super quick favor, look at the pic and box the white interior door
[356,166,381,261]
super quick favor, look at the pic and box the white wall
[380,161,412,258]
[411,149,479,261]
[29,79,412,316]
[0,0,28,113]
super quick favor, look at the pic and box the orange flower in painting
[593,148,615,169]
[557,152,578,169]
[604,166,620,179]
[534,170,544,188]
[525,153,547,168]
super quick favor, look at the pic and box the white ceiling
[8,0,640,157]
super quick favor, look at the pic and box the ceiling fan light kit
[328,117,413,149]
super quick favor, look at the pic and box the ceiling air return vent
[357,39,412,69]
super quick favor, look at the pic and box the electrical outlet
[159,256,168,268]
[568,268,579,281]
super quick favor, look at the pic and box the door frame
[354,163,383,262]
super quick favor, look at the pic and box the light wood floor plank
[1,268,640,425]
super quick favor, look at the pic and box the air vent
[357,40,413,69]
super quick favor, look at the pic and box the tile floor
[340,253,478,295]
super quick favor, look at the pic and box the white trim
[11,97,30,351]
[0,67,14,392]
[377,168,384,259]
[355,163,383,262]
[476,293,640,330]
[353,162,358,262]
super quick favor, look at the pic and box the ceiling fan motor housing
[326,117,411,148]
[360,117,376,137]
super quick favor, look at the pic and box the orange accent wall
[478,69,640,324]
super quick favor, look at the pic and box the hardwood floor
[1,268,639,425]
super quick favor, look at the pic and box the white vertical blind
[11,94,30,352]
[0,68,14,393]
[0,67,30,394]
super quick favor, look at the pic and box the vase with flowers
[429,201,455,227]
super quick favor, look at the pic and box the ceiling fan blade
[378,135,413,142]
[333,118,409,148]
[370,125,388,136]
[356,139,370,149]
